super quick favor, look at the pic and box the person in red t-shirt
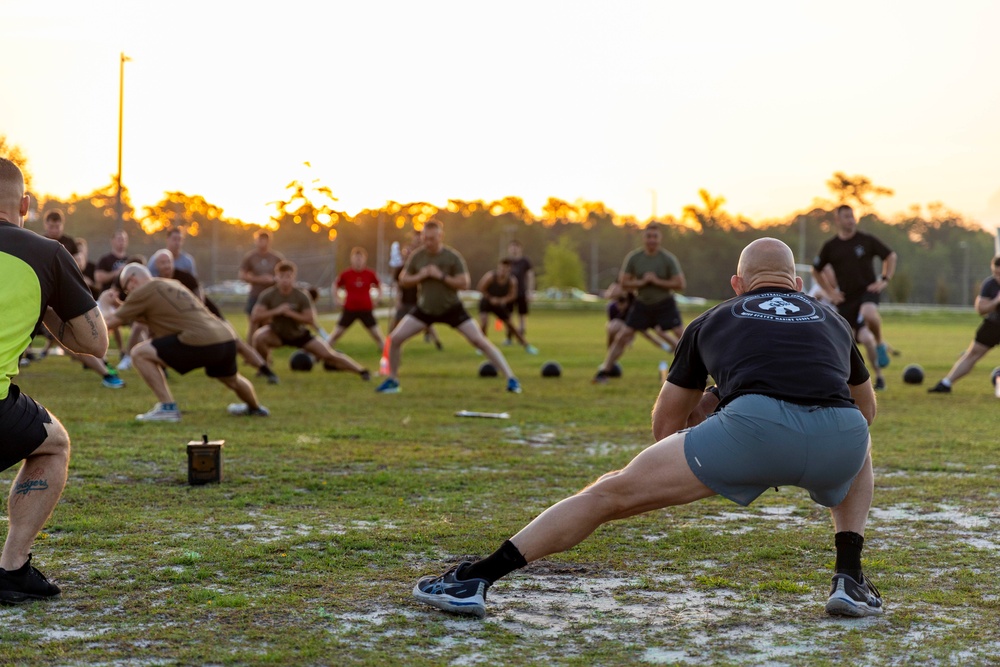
[329,247,384,349]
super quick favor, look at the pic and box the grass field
[2,304,1000,666]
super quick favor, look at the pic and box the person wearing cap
[104,263,269,422]
[0,157,109,602]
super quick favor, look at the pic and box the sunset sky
[3,0,999,232]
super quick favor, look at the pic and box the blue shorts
[683,394,869,507]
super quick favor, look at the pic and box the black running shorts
[151,335,238,378]
[0,385,52,473]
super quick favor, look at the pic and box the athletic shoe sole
[0,590,58,604]
[825,593,884,617]
[412,583,486,619]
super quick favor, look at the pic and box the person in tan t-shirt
[104,263,269,422]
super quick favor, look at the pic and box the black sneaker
[825,573,883,617]
[0,554,61,603]
[360,370,371,382]
[928,381,951,394]
[873,377,886,391]
[592,370,610,385]
[412,561,490,618]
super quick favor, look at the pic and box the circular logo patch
[731,292,825,323]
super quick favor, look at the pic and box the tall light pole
[116,52,131,232]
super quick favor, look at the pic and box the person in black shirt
[476,259,537,353]
[0,158,109,602]
[812,205,896,389]
[40,208,79,259]
[928,255,1000,394]
[95,230,131,291]
[503,240,534,346]
[412,238,883,620]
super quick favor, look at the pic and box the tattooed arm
[43,305,110,359]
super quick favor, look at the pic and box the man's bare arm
[43,306,109,358]
[651,381,705,441]
[849,381,877,426]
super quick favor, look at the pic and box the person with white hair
[103,263,269,422]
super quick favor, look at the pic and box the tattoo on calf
[10,470,50,508]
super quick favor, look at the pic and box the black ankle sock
[462,540,527,585]
[834,531,864,582]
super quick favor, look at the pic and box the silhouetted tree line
[5,139,993,306]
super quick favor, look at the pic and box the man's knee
[31,418,71,459]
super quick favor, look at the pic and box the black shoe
[0,554,61,603]
[825,573,883,617]
[592,370,610,385]
[360,370,371,381]
[873,377,885,391]
[412,561,490,618]
[928,381,951,394]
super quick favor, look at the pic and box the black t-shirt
[508,257,532,297]
[1,222,96,397]
[393,265,418,306]
[96,252,129,288]
[980,276,1000,323]
[813,232,892,299]
[667,287,869,409]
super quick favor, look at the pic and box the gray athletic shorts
[683,394,869,507]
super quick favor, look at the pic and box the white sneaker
[116,355,132,372]
[135,403,181,422]
[227,403,270,417]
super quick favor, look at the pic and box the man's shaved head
[733,238,799,293]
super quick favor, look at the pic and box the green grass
[2,305,999,665]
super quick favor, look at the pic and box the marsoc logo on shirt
[732,292,826,323]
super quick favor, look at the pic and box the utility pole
[115,52,131,232]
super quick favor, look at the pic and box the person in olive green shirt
[376,220,522,394]
[595,223,686,383]
[251,261,369,381]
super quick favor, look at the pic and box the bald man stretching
[413,238,883,619]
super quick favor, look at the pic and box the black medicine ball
[478,361,498,377]
[290,350,315,371]
[902,364,924,385]
[541,361,562,378]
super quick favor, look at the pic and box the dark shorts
[0,385,53,473]
[513,294,529,316]
[624,297,682,332]
[245,293,260,315]
[479,299,512,321]
[395,303,417,325]
[151,335,238,378]
[975,319,1000,348]
[838,293,880,333]
[338,309,377,329]
[411,303,472,328]
[683,394,870,507]
[278,331,316,349]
